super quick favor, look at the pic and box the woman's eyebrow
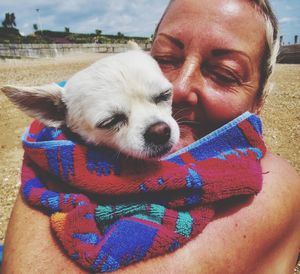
[212,49,251,63]
[157,33,184,50]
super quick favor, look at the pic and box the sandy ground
[0,54,299,270]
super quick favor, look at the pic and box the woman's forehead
[158,0,266,58]
[163,0,265,21]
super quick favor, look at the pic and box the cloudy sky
[0,0,299,44]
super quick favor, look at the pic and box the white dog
[1,44,180,159]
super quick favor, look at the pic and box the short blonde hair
[251,0,279,100]
[153,0,279,100]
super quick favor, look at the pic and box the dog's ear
[127,40,140,51]
[1,83,66,128]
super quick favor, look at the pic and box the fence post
[280,35,283,46]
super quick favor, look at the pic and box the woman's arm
[3,152,300,274]
[2,192,88,274]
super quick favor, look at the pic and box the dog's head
[1,49,180,159]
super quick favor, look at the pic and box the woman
[3,0,300,273]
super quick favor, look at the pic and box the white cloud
[279,17,297,23]
[1,0,298,38]
[0,0,169,36]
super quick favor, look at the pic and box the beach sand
[0,53,299,270]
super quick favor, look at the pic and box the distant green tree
[95,29,102,35]
[117,31,124,38]
[33,23,38,31]
[11,13,16,27]
[2,12,17,28]
[65,27,70,33]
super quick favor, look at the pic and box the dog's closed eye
[96,113,128,130]
[153,89,172,104]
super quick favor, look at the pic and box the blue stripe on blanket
[0,244,3,265]
[163,111,257,162]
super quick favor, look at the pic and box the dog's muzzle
[143,122,174,158]
[144,122,171,145]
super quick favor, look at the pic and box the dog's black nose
[144,122,171,145]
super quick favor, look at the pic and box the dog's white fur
[1,45,180,159]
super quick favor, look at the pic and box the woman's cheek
[202,86,251,123]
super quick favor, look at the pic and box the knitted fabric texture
[21,112,266,272]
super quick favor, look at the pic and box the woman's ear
[1,83,66,128]
[252,97,264,115]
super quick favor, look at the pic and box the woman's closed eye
[204,65,242,86]
[153,56,182,70]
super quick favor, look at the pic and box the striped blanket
[21,112,265,272]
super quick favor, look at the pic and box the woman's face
[151,0,266,148]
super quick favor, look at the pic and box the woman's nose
[172,57,202,106]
